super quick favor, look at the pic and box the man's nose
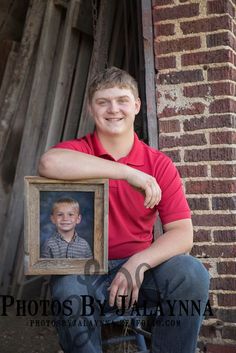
[108,101,119,113]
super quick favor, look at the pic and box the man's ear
[77,214,82,224]
[87,102,92,116]
[135,97,141,115]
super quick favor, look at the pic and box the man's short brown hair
[88,66,139,102]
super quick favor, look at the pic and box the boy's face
[51,203,81,234]
[88,87,141,137]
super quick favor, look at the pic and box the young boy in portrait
[41,197,92,259]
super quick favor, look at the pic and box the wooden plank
[140,0,163,237]
[0,40,19,97]
[0,0,62,293]
[141,0,158,149]
[72,0,93,36]
[0,0,47,161]
[54,0,69,8]
[63,33,93,140]
[44,0,81,149]
[77,0,117,138]
[0,50,37,245]
[107,1,124,67]
[0,0,46,246]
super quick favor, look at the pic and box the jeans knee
[171,255,210,300]
[50,275,81,301]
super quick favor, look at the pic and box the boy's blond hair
[88,66,139,102]
[51,197,80,214]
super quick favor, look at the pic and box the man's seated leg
[49,259,128,353]
[50,274,107,353]
[138,254,210,353]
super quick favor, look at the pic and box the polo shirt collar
[56,231,78,242]
[91,131,145,166]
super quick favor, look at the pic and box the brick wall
[152,0,236,352]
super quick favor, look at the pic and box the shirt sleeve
[52,137,92,154]
[155,156,191,225]
[41,240,53,258]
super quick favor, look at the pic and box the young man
[41,197,92,259]
[39,67,209,353]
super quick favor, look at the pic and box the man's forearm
[128,219,193,270]
[38,148,129,180]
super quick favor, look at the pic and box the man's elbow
[38,152,56,177]
[187,235,193,253]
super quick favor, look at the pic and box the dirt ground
[0,307,138,353]
[0,309,61,353]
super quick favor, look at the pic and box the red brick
[183,82,235,98]
[207,32,236,51]
[187,197,210,210]
[222,326,236,340]
[191,244,236,258]
[202,262,213,271]
[206,343,236,353]
[155,36,201,55]
[212,196,236,210]
[213,230,236,242]
[158,69,204,84]
[207,0,235,17]
[152,0,174,6]
[153,3,199,22]
[210,131,236,144]
[177,165,208,178]
[218,294,236,307]
[159,133,207,148]
[180,15,232,34]
[159,102,205,118]
[186,179,236,193]
[211,164,236,178]
[193,230,211,242]
[159,119,180,133]
[192,214,236,227]
[200,324,218,338]
[183,114,236,131]
[162,149,181,162]
[217,262,236,275]
[214,308,236,323]
[211,278,236,291]
[209,98,236,114]
[155,56,176,70]
[182,49,233,66]
[154,23,175,37]
[184,148,236,162]
[207,65,236,81]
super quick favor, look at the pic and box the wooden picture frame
[24,177,108,275]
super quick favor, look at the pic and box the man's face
[88,87,141,137]
[51,203,81,234]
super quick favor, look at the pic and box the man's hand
[108,256,150,309]
[125,168,161,209]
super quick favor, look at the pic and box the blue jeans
[50,254,210,353]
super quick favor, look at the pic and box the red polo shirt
[53,132,191,259]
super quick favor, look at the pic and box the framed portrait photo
[24,177,108,275]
